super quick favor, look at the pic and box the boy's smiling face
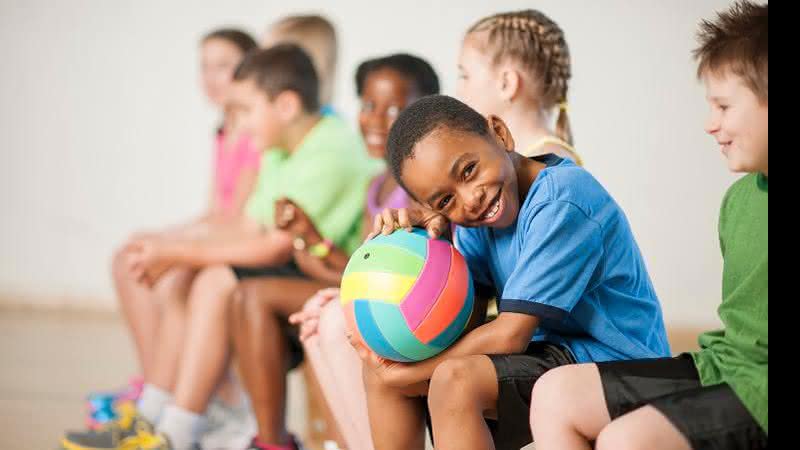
[703,70,768,175]
[400,116,522,228]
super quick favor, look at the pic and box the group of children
[60,2,768,450]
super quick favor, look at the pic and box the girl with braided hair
[458,9,583,165]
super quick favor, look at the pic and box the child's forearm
[293,251,344,285]
[162,232,293,268]
[395,311,540,385]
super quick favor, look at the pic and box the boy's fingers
[370,213,384,239]
[398,208,412,231]
[288,312,303,324]
[380,209,396,235]
[429,216,450,238]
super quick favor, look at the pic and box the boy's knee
[231,280,273,324]
[428,358,481,411]
[187,265,235,311]
[530,366,573,416]
[595,422,637,450]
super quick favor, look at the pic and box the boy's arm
[359,291,540,388]
[129,221,294,280]
[160,229,293,268]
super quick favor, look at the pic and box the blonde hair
[266,14,338,105]
[467,10,573,146]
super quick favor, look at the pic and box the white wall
[0,0,736,327]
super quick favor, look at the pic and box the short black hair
[386,95,489,191]
[355,53,440,97]
[202,28,257,54]
[233,43,320,112]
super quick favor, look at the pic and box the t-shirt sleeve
[454,225,494,291]
[500,200,604,322]
[284,144,369,248]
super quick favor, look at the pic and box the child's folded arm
[160,228,294,268]
[367,298,541,389]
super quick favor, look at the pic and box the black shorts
[425,342,575,450]
[232,261,305,280]
[598,354,767,450]
[232,262,306,370]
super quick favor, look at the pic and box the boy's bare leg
[146,268,197,391]
[171,265,239,413]
[363,366,428,450]
[427,355,498,450]
[595,406,691,450]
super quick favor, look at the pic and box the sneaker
[244,434,303,450]
[61,403,153,450]
[86,377,145,429]
[115,429,171,450]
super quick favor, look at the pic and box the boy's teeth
[484,200,500,219]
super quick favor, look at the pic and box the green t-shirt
[245,115,382,255]
[692,173,768,433]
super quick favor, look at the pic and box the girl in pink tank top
[213,111,260,218]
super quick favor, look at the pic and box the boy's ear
[498,67,521,103]
[487,115,515,153]
[274,90,304,122]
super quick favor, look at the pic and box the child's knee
[230,280,274,325]
[317,301,346,347]
[187,265,235,311]
[595,421,638,450]
[111,247,130,282]
[530,366,572,415]
[153,268,194,298]
[428,357,483,411]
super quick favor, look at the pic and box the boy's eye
[463,162,476,178]
[361,101,375,113]
[438,195,453,210]
[387,105,401,118]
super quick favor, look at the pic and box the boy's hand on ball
[367,205,449,241]
[347,330,420,388]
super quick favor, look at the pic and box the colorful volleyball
[340,228,474,362]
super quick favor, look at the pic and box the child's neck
[512,152,548,202]
[282,113,322,154]
[501,103,555,154]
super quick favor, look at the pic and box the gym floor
[0,307,701,450]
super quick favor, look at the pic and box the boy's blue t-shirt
[455,154,670,363]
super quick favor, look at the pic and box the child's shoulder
[528,157,610,212]
[720,173,767,218]
[725,173,763,198]
[303,116,371,164]
[315,115,363,146]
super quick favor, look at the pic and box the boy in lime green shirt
[527,2,767,449]
[245,113,379,256]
